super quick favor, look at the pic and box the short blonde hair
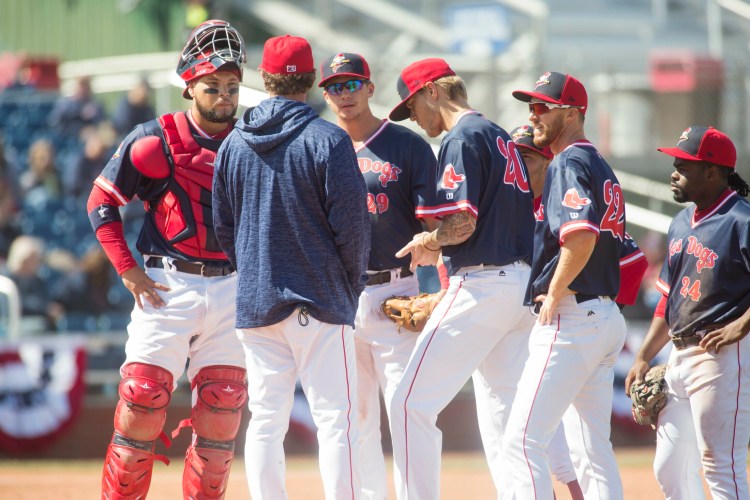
[6,236,44,274]
[434,75,467,101]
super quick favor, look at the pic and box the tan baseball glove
[629,364,668,430]
[381,291,445,333]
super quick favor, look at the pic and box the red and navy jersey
[419,111,534,274]
[88,111,231,267]
[616,232,647,306]
[656,189,750,336]
[526,141,625,305]
[356,120,437,270]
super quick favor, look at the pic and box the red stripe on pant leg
[340,325,355,499]
[731,343,742,500]
[521,314,560,500]
[402,279,463,493]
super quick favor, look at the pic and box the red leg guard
[101,434,159,500]
[183,438,236,499]
[101,363,173,500]
[182,366,247,499]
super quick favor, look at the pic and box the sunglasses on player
[324,79,368,96]
[528,102,583,116]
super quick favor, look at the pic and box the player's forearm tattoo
[435,212,476,246]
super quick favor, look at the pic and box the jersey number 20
[496,139,530,193]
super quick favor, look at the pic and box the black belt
[575,293,615,304]
[671,334,702,350]
[367,267,413,286]
[145,257,235,277]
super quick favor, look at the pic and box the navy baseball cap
[657,126,736,168]
[510,125,554,160]
[389,58,456,121]
[512,71,588,115]
[319,53,370,87]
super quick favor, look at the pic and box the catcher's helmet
[177,19,246,99]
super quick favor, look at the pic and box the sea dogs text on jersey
[668,236,718,273]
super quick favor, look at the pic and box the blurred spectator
[0,183,21,265]
[20,138,63,202]
[0,140,21,266]
[5,236,64,330]
[4,54,35,93]
[48,75,106,140]
[64,130,112,199]
[51,246,122,316]
[638,231,667,310]
[112,78,156,138]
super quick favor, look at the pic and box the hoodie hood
[235,96,318,153]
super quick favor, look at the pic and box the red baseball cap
[389,58,456,122]
[318,53,370,87]
[512,71,588,115]
[510,125,554,160]
[259,35,314,75]
[657,126,736,168]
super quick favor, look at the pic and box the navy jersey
[419,111,535,274]
[656,189,750,336]
[93,111,227,261]
[526,141,625,305]
[357,120,437,270]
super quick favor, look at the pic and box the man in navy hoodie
[212,35,370,499]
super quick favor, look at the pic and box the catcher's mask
[177,19,246,99]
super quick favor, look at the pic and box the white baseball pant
[654,335,750,499]
[238,312,359,500]
[388,262,535,500]
[355,273,420,500]
[474,341,578,497]
[503,295,626,500]
[124,260,244,382]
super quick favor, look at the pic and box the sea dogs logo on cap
[677,127,691,144]
[329,53,350,73]
[512,125,533,140]
[534,72,552,90]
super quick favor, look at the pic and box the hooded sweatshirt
[213,97,370,328]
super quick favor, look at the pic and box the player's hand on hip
[624,360,651,396]
[121,266,171,309]
[535,294,556,325]
[395,232,441,271]
[700,321,749,353]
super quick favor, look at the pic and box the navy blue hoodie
[213,97,370,328]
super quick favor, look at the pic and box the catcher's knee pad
[115,363,173,441]
[182,366,247,499]
[102,363,173,499]
[190,365,248,441]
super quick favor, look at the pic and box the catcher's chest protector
[154,112,226,260]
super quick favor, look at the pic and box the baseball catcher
[629,364,668,429]
[381,290,446,333]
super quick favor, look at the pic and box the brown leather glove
[381,291,445,333]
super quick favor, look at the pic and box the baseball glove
[381,291,445,333]
[629,364,668,429]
